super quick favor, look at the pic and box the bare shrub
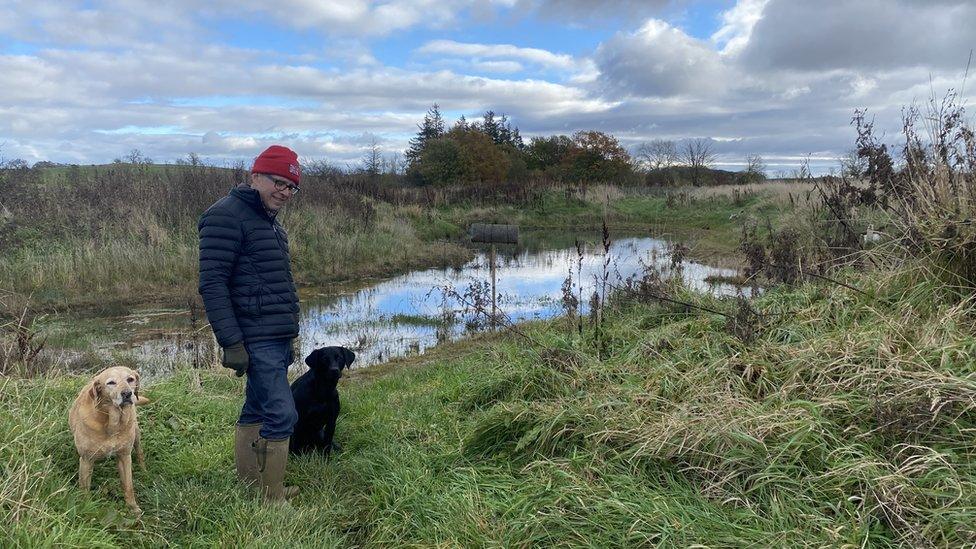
[560,267,579,324]
[768,227,802,284]
[667,241,688,279]
[0,293,48,377]
[724,296,761,344]
[618,263,668,305]
[738,218,767,281]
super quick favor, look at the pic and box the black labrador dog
[289,346,356,455]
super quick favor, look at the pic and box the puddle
[116,234,743,380]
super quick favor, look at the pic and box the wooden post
[490,244,497,330]
[468,223,519,332]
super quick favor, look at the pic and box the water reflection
[298,235,740,368]
[125,235,742,380]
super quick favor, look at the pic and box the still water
[132,234,740,378]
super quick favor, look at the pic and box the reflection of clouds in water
[125,236,741,377]
[298,236,740,369]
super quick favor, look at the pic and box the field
[3,106,976,546]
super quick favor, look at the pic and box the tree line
[395,104,767,187]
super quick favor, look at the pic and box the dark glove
[222,342,250,377]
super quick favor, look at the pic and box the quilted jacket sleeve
[198,206,243,347]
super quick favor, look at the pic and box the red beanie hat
[251,145,301,185]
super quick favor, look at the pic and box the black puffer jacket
[198,186,299,347]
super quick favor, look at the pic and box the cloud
[737,0,976,71]
[417,40,577,71]
[710,0,769,56]
[0,39,616,164]
[594,19,732,98]
[471,60,524,73]
[1,0,473,44]
[507,0,674,21]
[221,0,472,36]
[582,0,974,174]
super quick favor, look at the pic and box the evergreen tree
[472,110,524,150]
[510,125,524,151]
[406,104,445,165]
[474,111,500,144]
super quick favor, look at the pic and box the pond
[128,232,742,380]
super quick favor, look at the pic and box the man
[198,145,302,502]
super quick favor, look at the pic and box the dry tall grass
[685,179,819,205]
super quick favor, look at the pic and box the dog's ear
[342,348,356,368]
[305,348,320,368]
[136,395,151,406]
[133,371,141,398]
[88,381,101,401]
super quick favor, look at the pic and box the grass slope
[2,266,974,547]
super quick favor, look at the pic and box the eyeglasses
[264,174,300,194]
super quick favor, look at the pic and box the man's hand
[222,342,250,377]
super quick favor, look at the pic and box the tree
[635,139,677,171]
[447,127,510,183]
[474,111,501,144]
[526,135,574,173]
[472,111,524,150]
[361,134,382,177]
[681,138,717,186]
[406,104,445,165]
[572,131,630,163]
[382,151,404,176]
[839,148,867,178]
[176,152,203,167]
[745,154,767,181]
[561,130,633,184]
[124,148,152,165]
[416,138,463,186]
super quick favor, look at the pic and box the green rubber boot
[234,423,262,487]
[252,436,299,501]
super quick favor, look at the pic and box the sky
[0,0,973,174]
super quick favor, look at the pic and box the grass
[3,263,974,547]
[387,313,443,327]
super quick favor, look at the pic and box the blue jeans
[238,338,298,440]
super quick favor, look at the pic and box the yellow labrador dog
[68,366,149,515]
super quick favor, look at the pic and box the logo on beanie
[289,164,299,176]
